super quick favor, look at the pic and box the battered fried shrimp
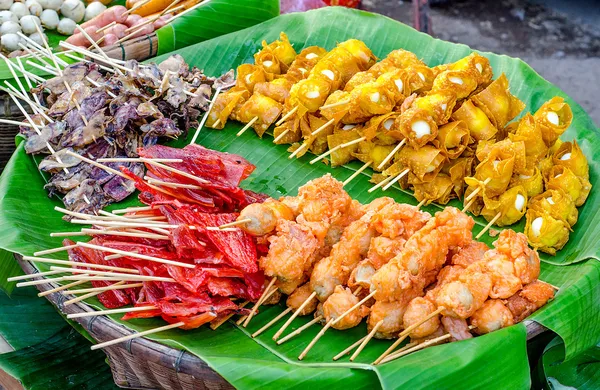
[369,202,431,240]
[436,270,492,318]
[470,299,514,334]
[504,281,554,322]
[286,283,318,316]
[295,174,355,226]
[260,219,326,294]
[366,236,407,269]
[310,198,394,301]
[323,286,370,330]
[371,207,474,302]
[450,240,490,268]
[238,199,295,236]
[424,265,465,303]
[489,230,540,285]
[368,293,419,339]
[441,316,473,341]
[482,258,523,299]
[348,259,377,290]
[403,297,441,338]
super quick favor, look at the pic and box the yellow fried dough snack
[525,208,570,255]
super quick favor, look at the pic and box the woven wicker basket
[0,92,30,171]
[15,254,549,389]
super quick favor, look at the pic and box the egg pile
[0,0,107,53]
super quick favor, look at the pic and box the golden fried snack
[287,283,319,316]
[352,141,396,170]
[533,96,573,147]
[257,32,297,71]
[505,281,555,323]
[528,189,578,227]
[431,69,478,100]
[451,99,498,141]
[443,157,474,199]
[253,78,294,103]
[470,299,514,334]
[323,286,370,330]
[396,145,445,182]
[285,46,328,83]
[509,168,544,198]
[326,126,362,166]
[525,208,570,255]
[546,165,591,207]
[411,174,454,205]
[552,140,589,179]
[432,52,493,88]
[390,107,438,148]
[273,116,301,145]
[471,74,525,129]
[205,88,249,129]
[403,297,441,338]
[412,91,457,124]
[433,120,470,159]
[238,93,283,137]
[238,199,295,236]
[508,113,548,170]
[480,185,527,226]
[361,112,399,143]
[236,64,269,93]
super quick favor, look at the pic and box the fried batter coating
[486,230,540,286]
[436,268,492,319]
[239,199,295,236]
[504,281,554,322]
[368,291,419,339]
[450,240,490,268]
[323,286,370,330]
[286,283,318,316]
[470,299,514,334]
[403,297,441,338]
[295,174,355,226]
[369,202,431,240]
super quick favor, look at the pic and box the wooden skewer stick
[382,168,410,191]
[7,270,65,282]
[277,315,323,345]
[98,157,183,163]
[309,136,366,165]
[112,206,154,214]
[76,25,115,70]
[68,305,157,319]
[465,177,492,202]
[1,55,30,99]
[61,275,174,283]
[273,291,317,341]
[353,286,363,295]
[416,199,427,210]
[241,277,277,327]
[25,59,58,75]
[212,119,222,127]
[38,277,89,297]
[91,320,191,350]
[237,117,258,137]
[144,177,202,191]
[377,139,406,170]
[49,266,169,281]
[59,42,130,72]
[368,175,394,193]
[379,334,451,365]
[191,86,222,144]
[333,335,367,361]
[373,306,444,365]
[17,276,71,287]
[310,118,335,137]
[343,161,372,187]
[65,150,129,180]
[350,319,384,361]
[70,219,173,228]
[288,142,309,160]
[210,301,249,330]
[219,218,251,229]
[141,158,209,184]
[64,281,127,306]
[81,228,170,240]
[0,118,32,127]
[320,99,350,110]
[85,76,117,98]
[34,244,78,256]
[78,242,195,269]
[3,82,53,122]
[273,129,290,143]
[67,54,116,73]
[251,307,292,338]
[15,56,42,107]
[475,212,502,240]
[123,0,152,16]
[65,283,143,295]
[275,106,298,126]
[299,291,376,360]
[96,21,116,33]
[462,197,476,213]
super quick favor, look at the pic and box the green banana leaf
[0,286,117,389]
[0,248,23,295]
[535,337,600,389]
[0,7,599,389]
[0,0,279,81]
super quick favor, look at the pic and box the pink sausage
[65,25,103,47]
[153,14,172,30]
[81,6,128,29]
[101,33,119,47]
[105,23,129,39]
[125,14,143,27]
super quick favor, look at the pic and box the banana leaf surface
[0,7,598,389]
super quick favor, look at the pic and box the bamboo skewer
[275,106,298,126]
[310,118,335,137]
[38,277,90,297]
[219,219,251,229]
[3,82,53,122]
[16,56,43,107]
[299,291,376,360]
[350,319,384,361]
[64,281,127,306]
[91,320,190,350]
[7,269,65,282]
[475,212,502,239]
[343,161,372,186]
[368,175,395,193]
[81,228,170,240]
[377,139,406,170]
[61,275,174,282]
[17,276,71,287]
[374,306,445,365]
[96,21,116,33]
[379,334,451,364]
[191,87,221,144]
[210,301,249,330]
[276,316,323,345]
[112,206,154,214]
[273,291,316,341]
[241,277,277,327]
[144,177,202,190]
[141,158,209,184]
[382,168,410,191]
[65,283,143,295]
[309,136,366,165]
[462,197,476,213]
[288,142,309,159]
[49,266,171,281]
[0,118,32,127]
[333,335,367,361]
[320,99,350,110]
[251,307,292,338]
[34,244,78,256]
[273,129,290,143]
[67,305,157,319]
[236,117,258,137]
[78,242,195,269]
[465,177,492,202]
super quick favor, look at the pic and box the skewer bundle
[201,35,592,248]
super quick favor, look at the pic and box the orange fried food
[403,297,441,338]
[424,265,465,303]
[450,240,490,268]
[238,199,295,236]
[410,325,446,345]
[323,286,370,330]
[260,219,326,294]
[365,236,407,270]
[441,316,473,341]
[295,173,355,226]
[368,291,419,339]
[286,283,318,316]
[504,281,554,322]
[436,269,492,319]
[371,207,474,302]
[470,299,514,334]
[369,201,431,240]
[489,230,540,285]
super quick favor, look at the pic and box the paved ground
[361,0,600,126]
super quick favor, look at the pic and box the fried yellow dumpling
[285,46,328,83]
[300,114,334,155]
[529,189,578,227]
[288,77,332,115]
[525,208,570,255]
[451,99,498,141]
[327,127,361,166]
[433,120,470,159]
[433,52,493,88]
[412,173,454,205]
[509,168,544,197]
[533,97,573,147]
[546,165,591,207]
[238,93,283,137]
[405,64,435,94]
[349,82,396,119]
[206,88,249,129]
[345,71,377,91]
[273,116,301,145]
[376,69,410,104]
[390,107,438,148]
[353,141,396,170]
[443,157,474,199]
[236,64,267,93]
[481,185,527,226]
[362,112,399,143]
[396,145,445,182]
[254,49,283,75]
[337,39,377,72]
[320,90,351,123]
[467,150,514,199]
[508,113,548,169]
[471,74,525,129]
[552,140,589,179]
[384,49,423,70]
[431,70,478,99]
[412,91,457,124]
[259,32,297,69]
[538,154,554,181]
[254,78,294,103]
[476,138,528,175]
[312,59,344,91]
